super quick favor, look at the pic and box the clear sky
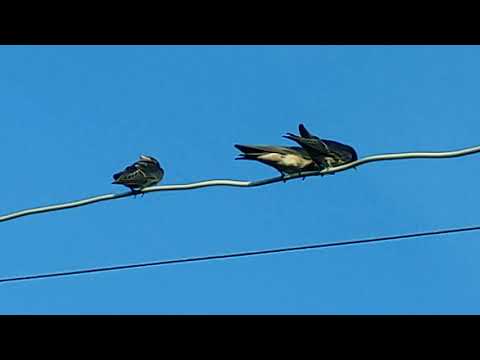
[1,45,479,314]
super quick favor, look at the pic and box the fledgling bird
[234,144,320,179]
[283,124,358,170]
[112,155,164,193]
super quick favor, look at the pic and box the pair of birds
[112,123,358,192]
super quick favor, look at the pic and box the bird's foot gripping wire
[130,189,145,198]
[318,165,336,177]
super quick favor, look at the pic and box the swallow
[283,124,358,170]
[234,144,320,180]
[112,155,164,193]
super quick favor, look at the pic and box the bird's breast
[281,154,311,169]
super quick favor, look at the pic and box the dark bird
[283,124,357,170]
[112,155,164,192]
[234,144,320,179]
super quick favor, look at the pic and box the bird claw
[131,189,143,198]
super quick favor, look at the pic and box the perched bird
[283,124,358,170]
[112,155,164,192]
[234,144,320,179]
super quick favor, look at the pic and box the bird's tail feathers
[112,172,123,181]
[235,154,259,160]
[234,144,263,154]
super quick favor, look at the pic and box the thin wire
[1,224,479,284]
[1,144,480,223]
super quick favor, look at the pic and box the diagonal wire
[1,144,480,223]
[1,224,479,284]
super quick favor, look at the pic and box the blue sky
[1,45,479,314]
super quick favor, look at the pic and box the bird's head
[139,154,161,167]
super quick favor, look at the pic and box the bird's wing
[283,134,331,155]
[322,140,358,162]
[112,165,147,185]
[137,161,165,179]
[235,144,306,156]
[113,165,137,181]
[298,123,313,138]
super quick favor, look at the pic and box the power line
[2,144,480,223]
[1,224,479,284]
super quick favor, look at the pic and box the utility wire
[1,224,479,284]
[1,144,480,223]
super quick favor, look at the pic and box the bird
[112,155,164,193]
[234,144,320,180]
[283,124,357,170]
